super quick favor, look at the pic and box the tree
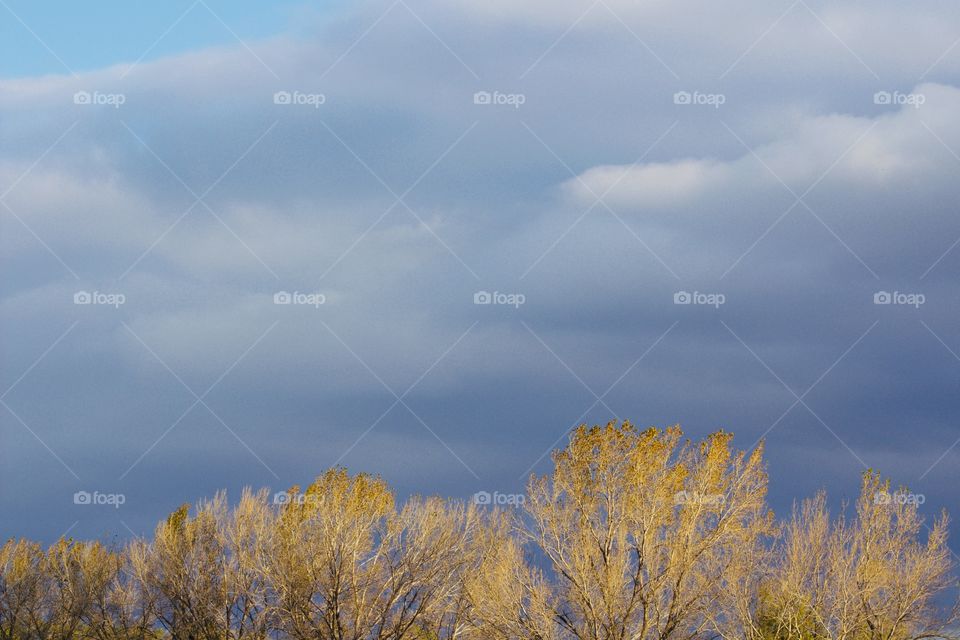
[265,468,482,640]
[44,539,116,640]
[216,488,275,639]
[460,510,556,639]
[519,421,774,640]
[83,541,160,640]
[130,502,226,639]
[0,537,121,640]
[2,421,957,640]
[760,471,957,640]
[0,538,45,640]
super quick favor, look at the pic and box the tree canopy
[1,421,956,640]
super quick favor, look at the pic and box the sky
[2,0,960,544]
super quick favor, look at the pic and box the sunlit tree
[0,538,46,639]
[518,421,775,640]
[130,501,226,639]
[2,422,957,640]
[83,541,160,640]
[265,468,482,640]
[759,471,957,640]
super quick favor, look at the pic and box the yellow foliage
[0,422,954,640]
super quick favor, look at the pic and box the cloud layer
[2,0,960,543]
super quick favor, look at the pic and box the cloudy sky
[2,0,960,543]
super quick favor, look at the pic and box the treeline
[1,422,957,640]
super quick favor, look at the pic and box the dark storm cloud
[2,0,960,543]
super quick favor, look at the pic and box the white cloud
[565,83,960,217]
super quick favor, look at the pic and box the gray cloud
[2,0,960,546]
